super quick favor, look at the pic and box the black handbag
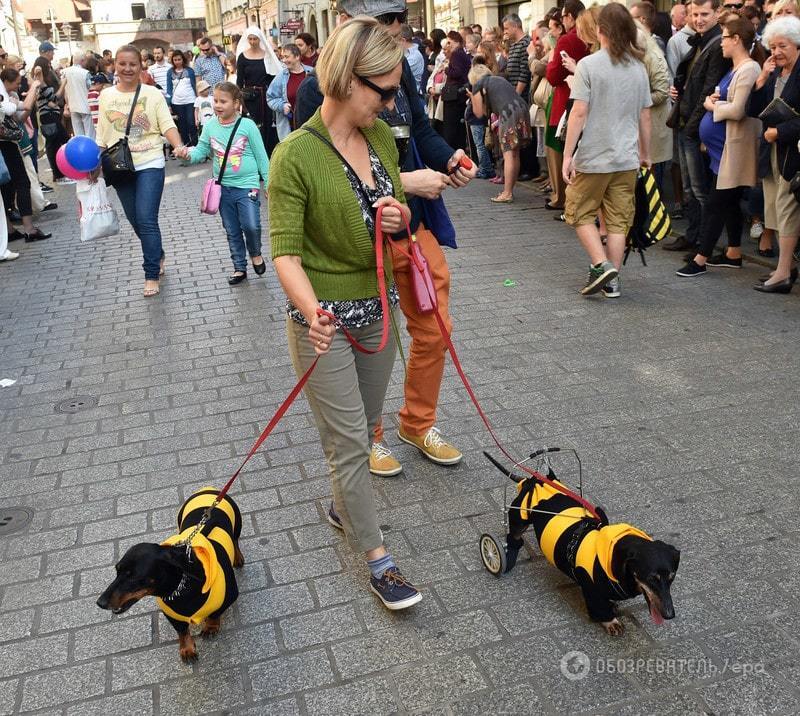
[440,83,461,102]
[101,84,141,187]
[0,117,23,143]
[758,97,800,126]
[789,171,800,203]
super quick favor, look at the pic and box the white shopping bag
[76,178,119,242]
[23,155,46,213]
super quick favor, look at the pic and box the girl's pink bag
[200,179,221,214]
[200,116,241,215]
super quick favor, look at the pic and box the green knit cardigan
[269,109,406,300]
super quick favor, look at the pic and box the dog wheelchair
[479,446,603,576]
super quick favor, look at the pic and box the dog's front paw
[201,616,221,638]
[179,633,198,662]
[602,618,625,636]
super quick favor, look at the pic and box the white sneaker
[0,250,19,261]
[749,221,764,240]
[55,177,76,185]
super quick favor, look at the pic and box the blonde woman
[270,17,420,610]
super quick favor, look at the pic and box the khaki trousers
[287,316,396,553]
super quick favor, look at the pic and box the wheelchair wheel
[479,533,507,577]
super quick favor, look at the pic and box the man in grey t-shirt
[562,3,652,298]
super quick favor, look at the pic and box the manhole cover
[54,396,99,414]
[0,507,33,536]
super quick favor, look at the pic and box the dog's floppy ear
[159,545,189,571]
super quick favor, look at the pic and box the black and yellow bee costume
[508,475,652,622]
[156,488,242,625]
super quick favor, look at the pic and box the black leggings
[0,141,32,218]
[697,178,744,258]
[441,98,467,151]
[43,123,68,180]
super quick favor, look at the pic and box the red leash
[383,215,603,522]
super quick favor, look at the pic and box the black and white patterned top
[288,142,399,329]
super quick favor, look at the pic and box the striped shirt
[87,88,101,125]
[506,35,532,93]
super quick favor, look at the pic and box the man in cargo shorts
[562,3,653,298]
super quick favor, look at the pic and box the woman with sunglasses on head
[270,17,420,611]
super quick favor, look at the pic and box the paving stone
[0,679,19,716]
[0,609,34,642]
[252,502,322,534]
[111,643,194,691]
[697,670,800,716]
[417,608,503,658]
[248,648,337,701]
[44,541,115,575]
[235,583,315,624]
[0,633,69,678]
[330,627,420,679]
[607,691,711,716]
[280,603,363,650]
[302,676,398,716]
[65,689,154,716]
[3,527,78,559]
[73,614,153,660]
[267,546,342,584]
[393,654,488,711]
[82,512,149,543]
[159,668,247,716]
[0,555,42,588]
[448,684,547,715]
[19,661,106,711]
[2,574,74,610]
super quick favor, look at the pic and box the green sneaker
[580,261,618,296]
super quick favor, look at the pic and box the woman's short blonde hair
[468,63,492,86]
[317,16,404,101]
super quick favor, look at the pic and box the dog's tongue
[649,603,664,625]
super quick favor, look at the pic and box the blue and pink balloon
[64,135,101,173]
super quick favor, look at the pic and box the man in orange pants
[294,0,478,475]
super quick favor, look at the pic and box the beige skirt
[763,144,800,237]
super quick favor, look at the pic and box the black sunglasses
[724,2,743,7]
[355,73,399,102]
[0,54,7,60]
[375,9,408,25]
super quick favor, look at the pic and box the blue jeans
[469,123,494,178]
[677,132,711,245]
[172,103,197,146]
[114,168,165,280]
[219,186,262,272]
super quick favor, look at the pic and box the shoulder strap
[303,125,362,180]
[217,116,243,185]
[124,84,142,138]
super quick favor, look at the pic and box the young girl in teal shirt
[178,82,270,285]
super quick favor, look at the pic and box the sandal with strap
[143,281,160,297]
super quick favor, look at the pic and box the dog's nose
[663,606,675,620]
[96,595,109,609]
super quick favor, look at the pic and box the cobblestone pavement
[1,161,799,716]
